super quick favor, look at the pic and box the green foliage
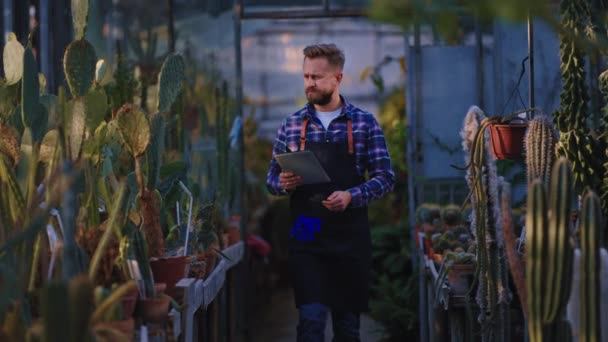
[116,104,150,158]
[84,89,108,132]
[525,158,574,342]
[21,46,47,143]
[3,33,24,86]
[64,40,97,97]
[104,46,138,113]
[71,0,89,40]
[157,53,186,114]
[579,190,603,341]
[525,115,557,187]
[146,113,165,190]
[369,222,418,341]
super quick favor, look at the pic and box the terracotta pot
[227,227,240,245]
[150,255,190,299]
[96,318,135,338]
[120,287,139,318]
[221,233,229,249]
[204,252,217,277]
[448,263,476,295]
[139,295,170,324]
[488,123,528,160]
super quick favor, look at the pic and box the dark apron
[287,117,371,313]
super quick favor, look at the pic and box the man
[266,44,395,342]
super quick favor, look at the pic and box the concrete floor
[252,288,384,342]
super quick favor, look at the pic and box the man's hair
[303,44,345,70]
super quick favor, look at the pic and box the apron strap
[299,117,354,154]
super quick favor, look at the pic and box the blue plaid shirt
[266,96,395,208]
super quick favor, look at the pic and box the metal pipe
[528,15,535,118]
[234,0,250,340]
[241,8,365,20]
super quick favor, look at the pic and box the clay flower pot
[150,255,190,299]
[120,287,139,318]
[488,123,528,160]
[139,295,170,324]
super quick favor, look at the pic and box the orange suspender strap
[300,118,309,151]
[347,119,353,155]
[299,117,353,154]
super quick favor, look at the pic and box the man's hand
[280,172,303,191]
[322,191,352,212]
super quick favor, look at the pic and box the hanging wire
[500,55,529,117]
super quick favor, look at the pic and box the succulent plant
[3,32,24,86]
[71,0,89,41]
[579,190,603,341]
[64,39,97,97]
[157,53,185,114]
[525,158,574,342]
[525,115,557,187]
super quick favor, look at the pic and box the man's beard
[306,89,333,106]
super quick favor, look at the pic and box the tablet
[275,150,331,184]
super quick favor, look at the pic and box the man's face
[303,57,342,106]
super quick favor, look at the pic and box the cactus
[64,39,97,97]
[460,106,509,341]
[21,46,47,143]
[71,0,89,40]
[525,115,557,187]
[84,89,107,132]
[146,113,165,190]
[69,97,86,161]
[41,282,70,342]
[67,275,94,342]
[580,190,603,342]
[525,158,575,342]
[0,123,20,168]
[3,32,24,86]
[157,53,185,114]
[131,228,155,298]
[95,59,107,84]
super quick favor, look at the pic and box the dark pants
[297,303,361,342]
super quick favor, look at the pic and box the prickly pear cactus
[157,53,185,114]
[84,89,107,132]
[115,103,150,158]
[146,113,165,190]
[64,39,97,97]
[580,190,603,342]
[21,46,48,142]
[71,0,89,40]
[95,59,107,84]
[525,115,557,187]
[3,32,24,85]
[69,97,86,161]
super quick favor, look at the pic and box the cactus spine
[460,106,509,341]
[525,157,574,342]
[580,190,603,342]
[525,115,557,187]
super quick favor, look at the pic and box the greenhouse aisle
[252,287,384,342]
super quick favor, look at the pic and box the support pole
[528,15,535,118]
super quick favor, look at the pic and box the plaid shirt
[266,96,395,208]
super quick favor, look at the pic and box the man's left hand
[322,191,352,212]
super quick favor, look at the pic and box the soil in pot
[150,255,190,300]
[489,123,527,160]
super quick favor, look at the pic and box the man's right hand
[280,172,303,191]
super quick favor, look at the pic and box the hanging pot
[488,122,528,160]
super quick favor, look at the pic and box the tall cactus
[525,157,575,342]
[580,190,603,342]
[525,115,557,187]
[460,106,509,341]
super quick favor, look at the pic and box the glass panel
[243,0,323,7]
[330,0,371,9]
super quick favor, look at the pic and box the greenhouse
[0,0,607,341]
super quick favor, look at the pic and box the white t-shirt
[315,107,342,130]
